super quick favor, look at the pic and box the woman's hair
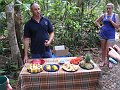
[107,3,114,9]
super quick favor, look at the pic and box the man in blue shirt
[23,3,54,63]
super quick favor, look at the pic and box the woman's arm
[108,14,119,29]
[95,14,104,28]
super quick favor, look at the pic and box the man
[23,3,54,63]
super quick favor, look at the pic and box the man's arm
[45,32,54,46]
[49,31,54,44]
[23,38,30,63]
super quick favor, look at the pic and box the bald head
[30,3,41,17]
[30,3,40,10]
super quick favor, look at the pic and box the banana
[52,65,58,71]
[46,65,51,71]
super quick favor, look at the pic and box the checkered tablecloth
[18,57,101,90]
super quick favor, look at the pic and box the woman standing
[95,3,119,68]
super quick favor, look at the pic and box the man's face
[31,3,41,17]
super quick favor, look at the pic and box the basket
[0,76,7,90]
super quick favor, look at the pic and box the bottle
[109,57,118,64]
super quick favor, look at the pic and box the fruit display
[27,64,43,73]
[70,57,83,65]
[44,64,59,72]
[79,54,94,70]
[62,63,79,72]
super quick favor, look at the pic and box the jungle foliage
[0,0,120,56]
[0,0,120,87]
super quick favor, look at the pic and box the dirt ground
[95,39,120,90]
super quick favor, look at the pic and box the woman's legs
[99,39,107,66]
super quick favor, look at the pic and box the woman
[95,3,119,68]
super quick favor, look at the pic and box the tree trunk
[14,0,24,65]
[6,2,23,67]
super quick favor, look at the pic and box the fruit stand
[18,57,101,90]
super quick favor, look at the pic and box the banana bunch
[27,64,43,73]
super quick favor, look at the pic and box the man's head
[30,3,41,17]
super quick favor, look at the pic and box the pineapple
[80,54,94,70]
[85,54,91,63]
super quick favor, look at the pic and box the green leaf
[0,69,6,74]
[15,0,22,4]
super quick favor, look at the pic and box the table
[18,57,101,90]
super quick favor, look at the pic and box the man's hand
[44,40,50,47]
[24,55,28,63]
[6,77,12,90]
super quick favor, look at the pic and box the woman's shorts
[100,38,115,45]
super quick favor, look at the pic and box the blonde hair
[107,3,114,9]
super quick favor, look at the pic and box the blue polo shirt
[24,16,53,54]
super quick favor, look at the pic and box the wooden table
[18,57,101,90]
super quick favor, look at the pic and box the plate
[30,59,45,65]
[62,63,79,72]
[44,64,59,72]
[62,68,78,72]
[79,62,94,70]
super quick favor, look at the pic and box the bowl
[58,59,66,65]
[30,59,45,65]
